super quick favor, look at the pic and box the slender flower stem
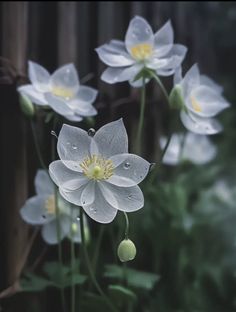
[70,211,75,312]
[148,70,170,104]
[30,120,48,171]
[123,212,129,239]
[79,209,118,312]
[92,225,105,273]
[136,76,146,154]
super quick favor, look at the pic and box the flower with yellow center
[49,119,152,224]
[172,64,230,135]
[20,170,83,245]
[17,61,98,122]
[96,16,187,87]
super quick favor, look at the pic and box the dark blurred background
[1,2,236,311]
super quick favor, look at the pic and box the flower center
[191,96,202,113]
[130,43,153,61]
[45,195,56,215]
[51,86,75,100]
[80,155,114,180]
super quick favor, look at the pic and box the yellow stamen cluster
[51,86,75,100]
[80,155,114,180]
[45,195,56,215]
[130,43,153,61]
[191,96,202,113]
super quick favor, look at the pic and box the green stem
[148,70,170,104]
[79,209,118,312]
[70,211,75,312]
[92,226,105,273]
[136,76,146,154]
[30,120,48,171]
[123,212,129,239]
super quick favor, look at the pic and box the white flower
[20,170,82,244]
[17,61,98,122]
[161,132,217,165]
[174,64,230,134]
[49,119,151,224]
[96,16,187,87]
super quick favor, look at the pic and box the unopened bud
[19,94,35,118]
[117,239,136,262]
[71,222,78,234]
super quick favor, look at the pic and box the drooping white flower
[173,64,230,134]
[49,119,151,224]
[161,132,217,166]
[17,61,98,122]
[96,16,187,87]
[20,170,82,244]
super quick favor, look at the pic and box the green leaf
[108,285,137,303]
[104,265,160,290]
[20,273,53,292]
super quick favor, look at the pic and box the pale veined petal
[28,61,50,92]
[101,64,143,84]
[92,119,128,158]
[59,184,87,207]
[129,77,150,88]
[125,16,154,55]
[20,195,54,225]
[80,180,96,206]
[35,170,54,195]
[180,111,223,135]
[64,113,83,122]
[161,134,182,166]
[200,75,223,94]
[83,185,117,224]
[49,160,88,186]
[154,20,174,57]
[76,86,98,103]
[17,85,48,106]
[44,93,74,116]
[57,124,91,171]
[187,85,230,117]
[68,100,97,117]
[180,64,200,98]
[50,63,79,98]
[183,132,217,164]
[96,45,135,67]
[107,153,150,187]
[173,66,183,86]
[99,182,144,212]
[105,40,128,55]
[41,216,69,244]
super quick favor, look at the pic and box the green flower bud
[169,85,185,110]
[19,94,35,118]
[117,239,136,262]
[71,222,78,234]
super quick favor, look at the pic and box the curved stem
[148,70,170,104]
[123,212,129,239]
[136,76,146,154]
[30,120,48,171]
[92,226,105,272]
[79,209,118,312]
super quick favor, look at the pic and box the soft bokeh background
[1,2,236,311]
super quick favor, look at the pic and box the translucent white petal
[183,133,217,164]
[154,20,173,57]
[93,119,128,158]
[129,77,150,88]
[125,16,154,54]
[41,216,69,245]
[50,63,79,95]
[76,86,98,103]
[105,40,127,55]
[18,85,48,106]
[200,75,223,94]
[20,195,54,225]
[96,46,135,67]
[174,66,183,85]
[57,124,91,171]
[59,185,86,207]
[180,64,200,98]
[180,111,223,135]
[44,93,74,116]
[187,85,230,117]
[49,160,87,187]
[107,153,150,187]
[81,181,95,206]
[68,100,97,117]
[35,170,54,195]
[161,134,182,166]
[64,113,83,122]
[83,186,117,224]
[28,61,50,92]
[99,182,144,212]
[101,64,143,84]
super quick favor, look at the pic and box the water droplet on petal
[42,215,46,219]
[76,216,80,221]
[51,130,58,139]
[66,141,71,145]
[88,128,96,137]
[72,144,77,150]
[123,162,131,170]
[128,194,132,199]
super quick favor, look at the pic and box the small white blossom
[20,170,82,244]
[161,132,217,166]
[174,64,230,134]
[49,119,151,224]
[17,61,98,122]
[96,16,187,87]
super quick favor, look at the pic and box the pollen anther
[80,155,114,180]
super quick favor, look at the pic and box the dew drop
[66,141,71,145]
[123,162,131,170]
[72,144,77,150]
[128,194,132,200]
[88,128,96,137]
[76,216,80,221]
[42,215,46,219]
[51,130,58,139]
